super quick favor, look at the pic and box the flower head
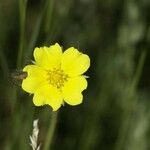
[22,43,90,111]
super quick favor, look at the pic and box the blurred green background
[0,0,150,150]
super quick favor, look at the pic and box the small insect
[10,70,28,86]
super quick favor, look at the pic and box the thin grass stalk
[25,0,55,60]
[10,1,28,144]
[25,13,43,61]
[25,0,47,60]
[0,46,9,77]
[17,0,27,68]
[43,112,58,150]
[44,0,55,35]
[131,50,147,89]
[114,50,147,150]
[44,0,55,44]
[11,0,27,109]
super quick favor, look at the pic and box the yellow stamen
[47,68,68,89]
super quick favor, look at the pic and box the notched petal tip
[80,54,90,72]
[54,43,60,47]
[64,93,83,106]
[51,43,62,55]
[32,84,63,110]
[61,47,90,76]
[46,101,62,111]
[33,94,45,106]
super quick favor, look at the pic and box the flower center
[47,68,68,89]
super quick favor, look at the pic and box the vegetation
[0,0,150,150]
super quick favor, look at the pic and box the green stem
[17,0,27,68]
[114,50,147,150]
[11,0,27,110]
[0,46,9,77]
[131,50,147,89]
[43,112,58,150]
[25,13,43,60]
[25,0,55,60]
[44,0,55,34]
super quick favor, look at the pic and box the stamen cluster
[47,68,68,89]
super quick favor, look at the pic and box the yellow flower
[22,43,90,111]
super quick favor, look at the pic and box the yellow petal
[22,65,47,93]
[23,65,47,78]
[22,77,46,93]
[61,47,90,76]
[64,93,83,105]
[62,76,87,105]
[33,43,62,69]
[33,84,63,111]
[63,76,87,92]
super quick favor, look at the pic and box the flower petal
[23,65,47,78]
[33,84,63,111]
[61,47,90,76]
[22,65,47,93]
[34,43,62,69]
[64,92,83,105]
[62,76,87,105]
[22,77,45,93]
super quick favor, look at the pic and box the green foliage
[0,0,150,150]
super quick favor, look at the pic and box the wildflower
[22,43,90,111]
